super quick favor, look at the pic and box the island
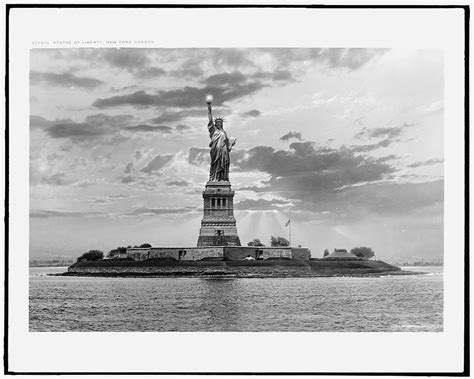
[63,96,419,278]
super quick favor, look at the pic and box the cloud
[187,147,210,167]
[236,198,292,210]
[229,141,397,192]
[370,127,404,139]
[59,144,73,152]
[420,100,444,116]
[88,198,113,204]
[251,70,294,82]
[169,66,204,78]
[241,109,261,118]
[47,153,64,162]
[31,172,73,186]
[124,162,134,174]
[351,123,413,152]
[203,70,246,86]
[30,115,77,131]
[326,180,444,217]
[30,209,102,218]
[407,158,444,168]
[262,48,388,70]
[210,49,256,68]
[93,66,266,111]
[127,207,196,216]
[126,124,172,133]
[85,113,134,127]
[33,113,139,144]
[280,131,302,141]
[110,84,139,93]
[93,80,267,109]
[98,49,168,79]
[151,109,203,124]
[324,48,387,70]
[220,137,441,219]
[88,194,131,204]
[151,108,229,124]
[175,124,191,131]
[92,51,362,110]
[203,48,387,74]
[161,49,255,79]
[355,123,413,140]
[33,48,170,80]
[350,138,393,152]
[108,194,130,199]
[244,179,443,220]
[202,69,292,93]
[133,150,143,160]
[73,180,95,188]
[30,71,103,88]
[30,115,52,129]
[101,49,150,71]
[165,51,207,77]
[141,154,173,173]
[46,122,106,139]
[376,154,398,163]
[272,70,293,81]
[121,175,135,184]
[134,67,166,79]
[35,113,136,141]
[68,157,88,170]
[166,180,190,187]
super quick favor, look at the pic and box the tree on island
[106,246,127,259]
[270,236,290,247]
[131,243,152,248]
[247,238,264,247]
[323,248,330,257]
[350,246,375,259]
[77,250,104,262]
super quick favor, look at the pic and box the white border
[7,6,466,373]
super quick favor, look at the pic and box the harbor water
[29,266,443,332]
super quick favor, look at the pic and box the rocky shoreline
[60,258,424,278]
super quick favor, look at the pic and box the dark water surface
[29,266,443,332]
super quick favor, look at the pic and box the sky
[29,48,444,261]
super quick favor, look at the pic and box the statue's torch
[206,94,213,124]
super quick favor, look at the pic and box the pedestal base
[197,181,241,247]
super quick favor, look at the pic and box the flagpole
[288,218,291,246]
[289,207,292,247]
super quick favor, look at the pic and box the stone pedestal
[197,181,241,246]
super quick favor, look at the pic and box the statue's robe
[208,121,230,181]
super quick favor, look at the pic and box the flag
[285,219,291,227]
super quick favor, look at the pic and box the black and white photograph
[29,46,445,332]
[5,5,467,375]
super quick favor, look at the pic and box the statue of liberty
[205,95,236,182]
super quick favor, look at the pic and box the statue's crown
[214,117,225,123]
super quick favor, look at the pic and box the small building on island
[126,246,311,261]
[322,249,362,260]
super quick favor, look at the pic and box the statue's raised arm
[206,95,214,138]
